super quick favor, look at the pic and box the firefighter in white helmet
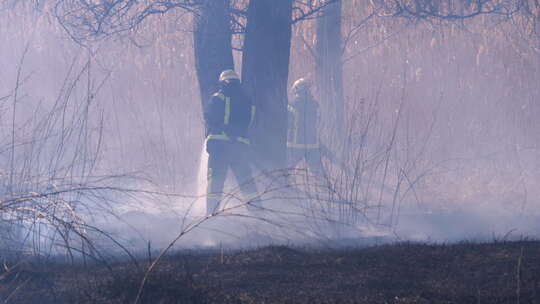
[287,78,323,175]
[204,69,260,215]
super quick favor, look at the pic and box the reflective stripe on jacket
[207,131,251,145]
[204,85,255,145]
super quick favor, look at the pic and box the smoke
[0,6,539,255]
[395,207,540,242]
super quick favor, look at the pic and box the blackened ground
[2,240,539,303]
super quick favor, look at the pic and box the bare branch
[292,0,340,24]
[374,0,521,21]
[54,0,199,43]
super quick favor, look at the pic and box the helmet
[291,78,311,95]
[219,69,240,83]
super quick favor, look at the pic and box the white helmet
[219,69,240,83]
[291,78,311,95]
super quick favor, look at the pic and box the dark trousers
[206,141,259,215]
[287,147,324,176]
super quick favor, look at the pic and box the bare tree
[55,0,338,166]
[315,0,345,133]
[241,0,293,168]
[193,0,234,106]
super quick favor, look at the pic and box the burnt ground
[1,240,540,303]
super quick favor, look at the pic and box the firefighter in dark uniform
[287,78,324,175]
[204,70,259,215]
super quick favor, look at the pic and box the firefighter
[287,78,324,175]
[204,70,259,216]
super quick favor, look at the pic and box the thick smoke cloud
[0,4,539,252]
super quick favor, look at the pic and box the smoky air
[0,0,538,290]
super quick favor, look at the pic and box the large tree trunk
[241,0,293,169]
[193,0,234,106]
[315,0,344,133]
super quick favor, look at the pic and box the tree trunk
[193,0,234,106]
[315,0,344,133]
[241,0,293,169]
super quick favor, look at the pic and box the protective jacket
[204,83,255,145]
[287,94,319,149]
